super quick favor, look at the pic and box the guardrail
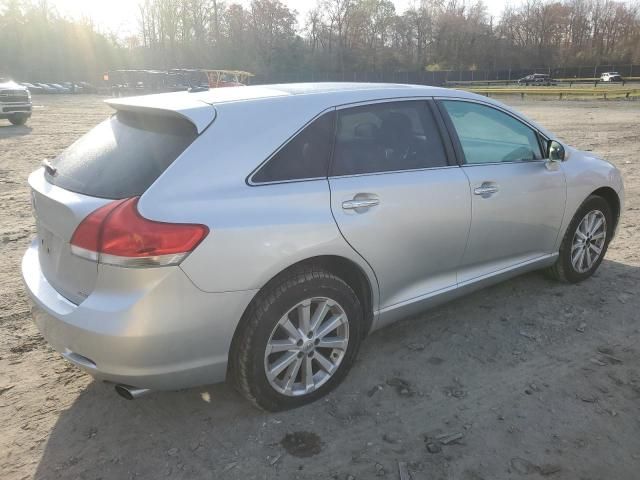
[445,77,640,88]
[556,76,640,82]
[460,87,640,100]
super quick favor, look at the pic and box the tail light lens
[70,197,209,267]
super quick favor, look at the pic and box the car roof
[107,82,466,132]
[111,82,453,108]
[106,82,554,139]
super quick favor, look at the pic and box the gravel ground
[1,95,639,480]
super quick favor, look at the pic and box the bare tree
[2,0,640,82]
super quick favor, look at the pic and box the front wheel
[547,195,613,283]
[9,115,29,125]
[231,265,363,411]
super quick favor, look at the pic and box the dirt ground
[1,95,639,480]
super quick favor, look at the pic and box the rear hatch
[30,99,214,304]
[30,174,109,304]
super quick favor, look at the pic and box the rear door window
[45,111,198,199]
[331,101,448,176]
[251,111,336,183]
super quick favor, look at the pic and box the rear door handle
[342,198,380,210]
[474,183,499,197]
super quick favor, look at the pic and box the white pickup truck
[0,78,32,125]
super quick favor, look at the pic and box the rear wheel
[231,265,362,411]
[9,115,28,125]
[547,195,613,283]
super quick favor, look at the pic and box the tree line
[0,0,128,82]
[1,0,639,83]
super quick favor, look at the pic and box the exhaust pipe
[114,384,151,400]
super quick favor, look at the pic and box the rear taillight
[70,197,209,268]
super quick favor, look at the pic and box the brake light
[70,197,209,267]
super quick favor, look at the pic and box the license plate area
[36,221,97,305]
[37,223,64,282]
[29,183,101,305]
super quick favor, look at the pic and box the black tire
[547,195,613,283]
[9,115,28,126]
[230,264,363,411]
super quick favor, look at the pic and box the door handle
[342,198,380,210]
[474,183,499,197]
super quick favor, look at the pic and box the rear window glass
[46,111,197,199]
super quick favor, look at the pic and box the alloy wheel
[571,209,607,273]
[264,297,349,396]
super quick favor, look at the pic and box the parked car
[0,79,32,125]
[78,81,98,94]
[517,73,557,86]
[22,83,624,410]
[20,82,44,94]
[43,83,62,93]
[600,72,623,82]
[61,82,82,93]
[48,83,71,93]
[34,83,57,94]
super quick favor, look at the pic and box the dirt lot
[1,95,639,480]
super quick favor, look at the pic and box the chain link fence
[253,64,640,86]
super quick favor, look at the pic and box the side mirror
[548,140,565,161]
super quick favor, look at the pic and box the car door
[437,99,566,283]
[328,99,471,310]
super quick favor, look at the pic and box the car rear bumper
[22,239,257,391]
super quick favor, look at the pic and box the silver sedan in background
[22,83,624,410]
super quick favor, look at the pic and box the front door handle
[342,198,380,210]
[474,183,499,197]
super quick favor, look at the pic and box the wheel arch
[591,186,621,234]
[226,255,376,380]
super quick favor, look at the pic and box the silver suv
[0,78,32,125]
[22,83,623,410]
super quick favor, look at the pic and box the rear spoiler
[105,93,216,133]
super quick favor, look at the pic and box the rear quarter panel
[174,179,377,297]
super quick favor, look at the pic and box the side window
[252,111,335,183]
[331,101,448,176]
[441,100,542,164]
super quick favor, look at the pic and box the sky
[48,0,507,38]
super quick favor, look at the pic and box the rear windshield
[46,111,198,199]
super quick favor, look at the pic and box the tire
[547,195,613,283]
[9,115,28,126]
[231,264,363,411]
